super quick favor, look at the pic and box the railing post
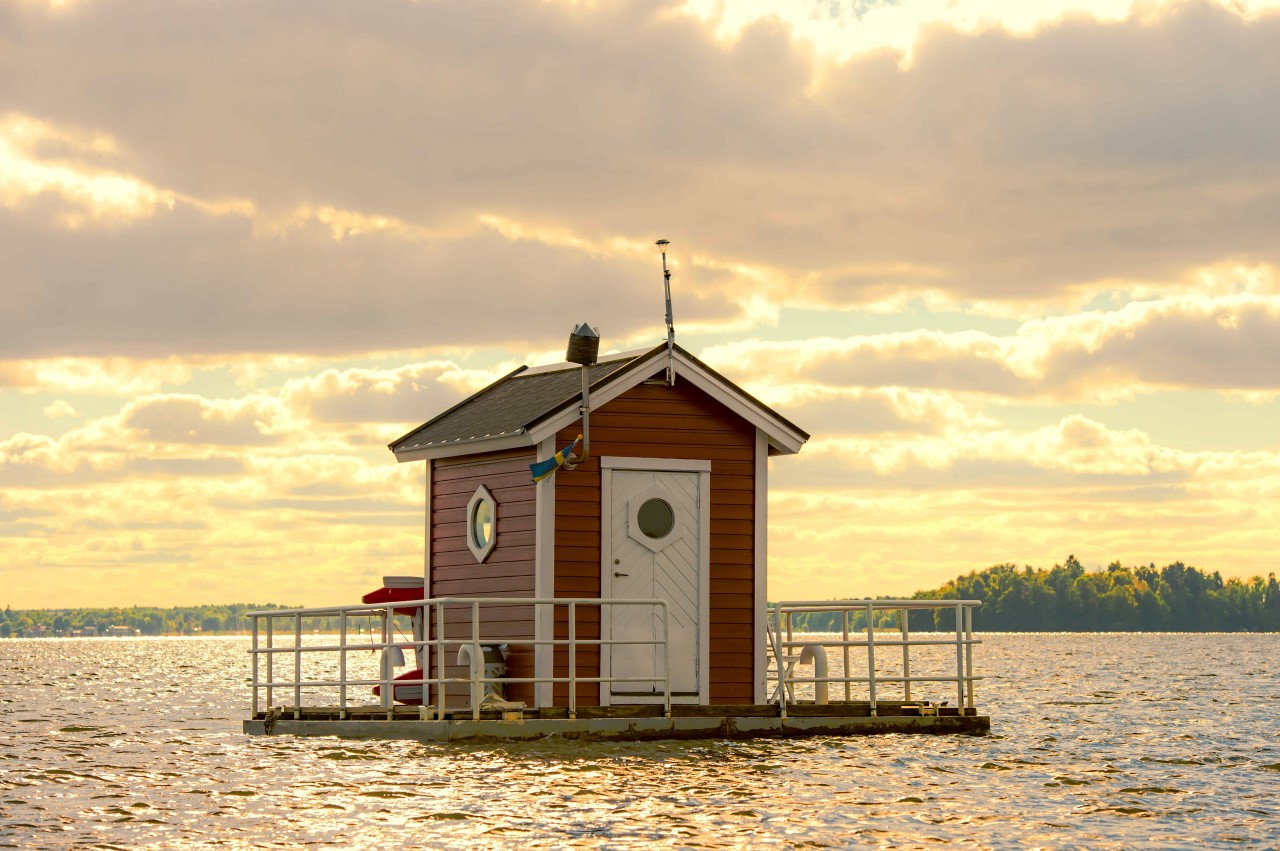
[964,604,975,711]
[380,609,392,716]
[842,607,851,703]
[866,602,877,716]
[568,601,577,720]
[765,605,788,718]
[954,602,965,709]
[900,607,911,703]
[471,601,481,721]
[784,609,795,703]
[293,613,302,719]
[662,602,671,718]
[339,610,348,719]
[251,616,259,717]
[435,601,446,722]
[265,616,274,710]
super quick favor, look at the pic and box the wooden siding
[430,450,537,705]
[553,373,757,705]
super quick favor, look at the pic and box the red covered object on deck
[372,668,426,706]
[362,576,426,616]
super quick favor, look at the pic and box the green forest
[784,557,1280,632]
[5,557,1280,636]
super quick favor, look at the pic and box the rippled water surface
[2,634,1277,848]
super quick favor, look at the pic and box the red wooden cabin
[382,341,807,709]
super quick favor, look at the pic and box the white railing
[248,597,671,721]
[767,599,982,718]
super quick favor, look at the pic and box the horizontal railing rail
[247,597,671,721]
[767,599,982,718]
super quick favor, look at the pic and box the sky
[3,0,1280,609]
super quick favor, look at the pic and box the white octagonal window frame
[627,484,680,553]
[466,485,497,564]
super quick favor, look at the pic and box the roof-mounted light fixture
[656,239,675,386]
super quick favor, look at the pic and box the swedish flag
[529,435,582,483]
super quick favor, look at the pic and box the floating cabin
[244,329,987,742]
[386,339,805,710]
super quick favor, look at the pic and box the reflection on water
[1,634,1277,848]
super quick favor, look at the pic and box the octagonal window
[466,485,497,563]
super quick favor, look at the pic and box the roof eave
[387,365,529,454]
[392,431,535,463]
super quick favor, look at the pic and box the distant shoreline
[6,559,1278,636]
[4,629,1278,639]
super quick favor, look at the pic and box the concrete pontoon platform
[243,702,990,743]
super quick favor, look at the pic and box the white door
[603,461,709,704]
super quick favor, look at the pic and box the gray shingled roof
[389,351,653,453]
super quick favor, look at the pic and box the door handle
[614,572,629,578]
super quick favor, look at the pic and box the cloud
[758,385,1001,436]
[42,399,77,419]
[279,362,488,426]
[0,199,750,359]
[704,292,1280,401]
[0,0,1276,362]
[1028,294,1280,391]
[6,0,1280,606]
[122,394,286,445]
[772,413,1192,489]
[0,356,195,394]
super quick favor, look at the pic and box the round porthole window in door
[628,485,681,552]
[636,498,675,539]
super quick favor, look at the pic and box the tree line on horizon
[5,557,1280,636]
[784,557,1280,633]
[0,603,304,638]
[1,602,415,638]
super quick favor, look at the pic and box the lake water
[1,633,1277,848]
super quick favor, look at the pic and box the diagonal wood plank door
[607,469,703,699]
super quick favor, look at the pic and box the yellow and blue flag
[530,435,582,483]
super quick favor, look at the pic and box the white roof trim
[527,347,806,454]
[670,350,807,454]
[393,432,533,463]
[525,352,666,445]
[395,344,806,463]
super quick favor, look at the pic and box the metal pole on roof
[565,323,599,466]
[656,239,675,386]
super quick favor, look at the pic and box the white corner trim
[753,428,768,705]
[465,485,497,564]
[533,437,556,709]
[601,456,712,473]
[424,461,433,593]
[698,467,712,706]
[599,464,615,707]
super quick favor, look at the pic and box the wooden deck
[243,702,989,742]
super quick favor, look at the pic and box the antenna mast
[656,239,675,385]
